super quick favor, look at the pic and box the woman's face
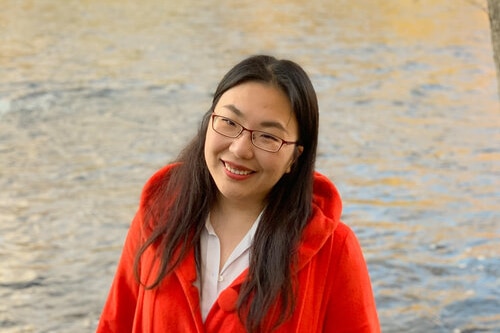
[204,81,302,208]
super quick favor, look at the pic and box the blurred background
[0,0,498,332]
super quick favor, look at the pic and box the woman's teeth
[224,163,252,175]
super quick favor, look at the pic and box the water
[0,0,498,332]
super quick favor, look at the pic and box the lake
[0,0,498,332]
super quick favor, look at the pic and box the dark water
[0,0,498,332]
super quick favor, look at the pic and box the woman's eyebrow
[222,104,288,133]
[223,104,244,117]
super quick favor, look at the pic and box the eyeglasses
[211,114,299,153]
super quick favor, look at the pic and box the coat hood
[295,171,343,270]
[312,171,343,224]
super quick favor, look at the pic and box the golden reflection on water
[0,0,494,83]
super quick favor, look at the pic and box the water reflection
[0,0,498,332]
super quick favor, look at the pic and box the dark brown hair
[134,55,319,332]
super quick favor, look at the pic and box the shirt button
[218,275,224,282]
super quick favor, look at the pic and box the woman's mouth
[223,161,253,176]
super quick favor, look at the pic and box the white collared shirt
[198,211,262,321]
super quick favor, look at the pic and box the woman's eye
[222,118,237,127]
[259,133,281,142]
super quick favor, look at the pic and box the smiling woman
[96,55,380,333]
[205,81,302,208]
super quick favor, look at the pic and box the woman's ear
[295,145,304,160]
[286,145,304,173]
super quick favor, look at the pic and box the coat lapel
[174,247,205,332]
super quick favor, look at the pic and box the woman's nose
[229,130,255,159]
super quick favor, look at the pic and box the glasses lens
[213,116,241,137]
[252,131,282,152]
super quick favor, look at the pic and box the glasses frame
[210,113,299,153]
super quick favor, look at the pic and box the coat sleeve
[324,223,380,333]
[95,210,144,333]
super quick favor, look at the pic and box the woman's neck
[209,197,264,271]
[211,197,263,230]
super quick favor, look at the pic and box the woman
[96,55,380,332]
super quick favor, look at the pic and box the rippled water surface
[0,0,498,332]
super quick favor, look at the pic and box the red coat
[96,164,380,332]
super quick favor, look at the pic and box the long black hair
[134,55,319,332]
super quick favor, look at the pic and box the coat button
[217,287,238,312]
